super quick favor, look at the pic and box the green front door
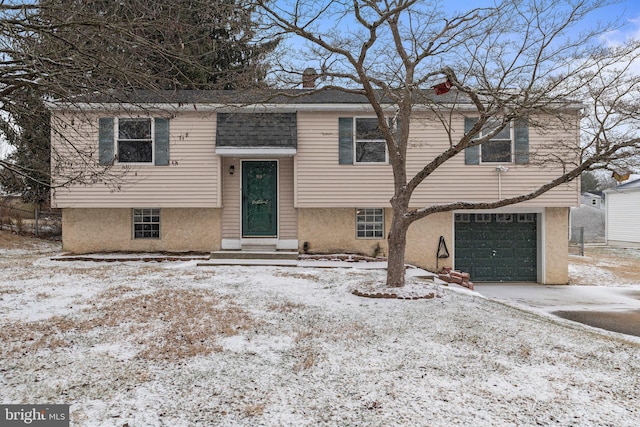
[455,213,537,282]
[242,161,278,237]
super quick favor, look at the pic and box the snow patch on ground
[1,239,640,426]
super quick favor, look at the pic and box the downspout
[495,166,510,199]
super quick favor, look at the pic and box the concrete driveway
[474,283,640,338]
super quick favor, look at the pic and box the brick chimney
[302,68,317,89]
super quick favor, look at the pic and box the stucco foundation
[298,208,388,257]
[62,208,221,254]
[544,207,569,284]
[404,212,453,272]
[298,208,452,271]
[299,207,569,284]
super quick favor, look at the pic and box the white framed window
[496,213,513,223]
[356,208,384,238]
[133,208,160,239]
[355,118,387,163]
[474,213,492,223]
[117,118,153,163]
[455,213,471,223]
[478,121,513,164]
[517,213,536,223]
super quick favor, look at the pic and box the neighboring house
[569,192,606,244]
[604,178,640,247]
[570,206,606,244]
[50,89,580,284]
[581,192,604,209]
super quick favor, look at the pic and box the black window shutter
[154,118,170,166]
[514,117,529,164]
[338,117,353,164]
[464,117,479,165]
[98,117,114,165]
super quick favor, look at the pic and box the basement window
[133,208,160,239]
[356,208,384,238]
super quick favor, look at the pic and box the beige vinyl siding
[221,157,241,239]
[51,111,220,208]
[295,111,580,208]
[296,112,394,207]
[279,157,297,239]
[405,114,579,207]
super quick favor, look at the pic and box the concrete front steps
[198,250,300,267]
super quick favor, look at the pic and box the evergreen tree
[0,89,50,205]
[1,0,278,203]
[31,0,277,91]
[581,171,617,194]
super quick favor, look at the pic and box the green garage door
[455,213,537,282]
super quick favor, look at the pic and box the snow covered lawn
[1,236,639,426]
[569,246,640,286]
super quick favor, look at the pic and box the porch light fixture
[229,165,235,175]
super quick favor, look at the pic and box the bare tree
[254,0,640,286]
[0,0,278,197]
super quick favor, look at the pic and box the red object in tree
[433,78,452,95]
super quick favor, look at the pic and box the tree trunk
[386,206,411,287]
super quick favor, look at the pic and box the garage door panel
[495,266,515,278]
[455,247,474,259]
[455,229,474,240]
[494,243,514,251]
[515,247,536,258]
[473,266,495,279]
[515,266,537,277]
[474,248,496,258]
[455,213,537,282]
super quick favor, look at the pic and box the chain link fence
[0,203,61,238]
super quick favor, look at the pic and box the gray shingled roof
[72,88,474,105]
[216,113,297,148]
[57,88,582,112]
[616,178,640,189]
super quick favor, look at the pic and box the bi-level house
[50,88,579,284]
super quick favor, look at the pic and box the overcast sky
[2,1,640,161]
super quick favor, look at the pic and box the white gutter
[46,101,584,113]
[215,147,297,157]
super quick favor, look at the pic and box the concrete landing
[209,250,299,261]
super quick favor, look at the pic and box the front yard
[1,233,639,426]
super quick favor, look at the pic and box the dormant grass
[0,287,260,361]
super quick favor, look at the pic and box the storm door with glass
[242,161,278,237]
